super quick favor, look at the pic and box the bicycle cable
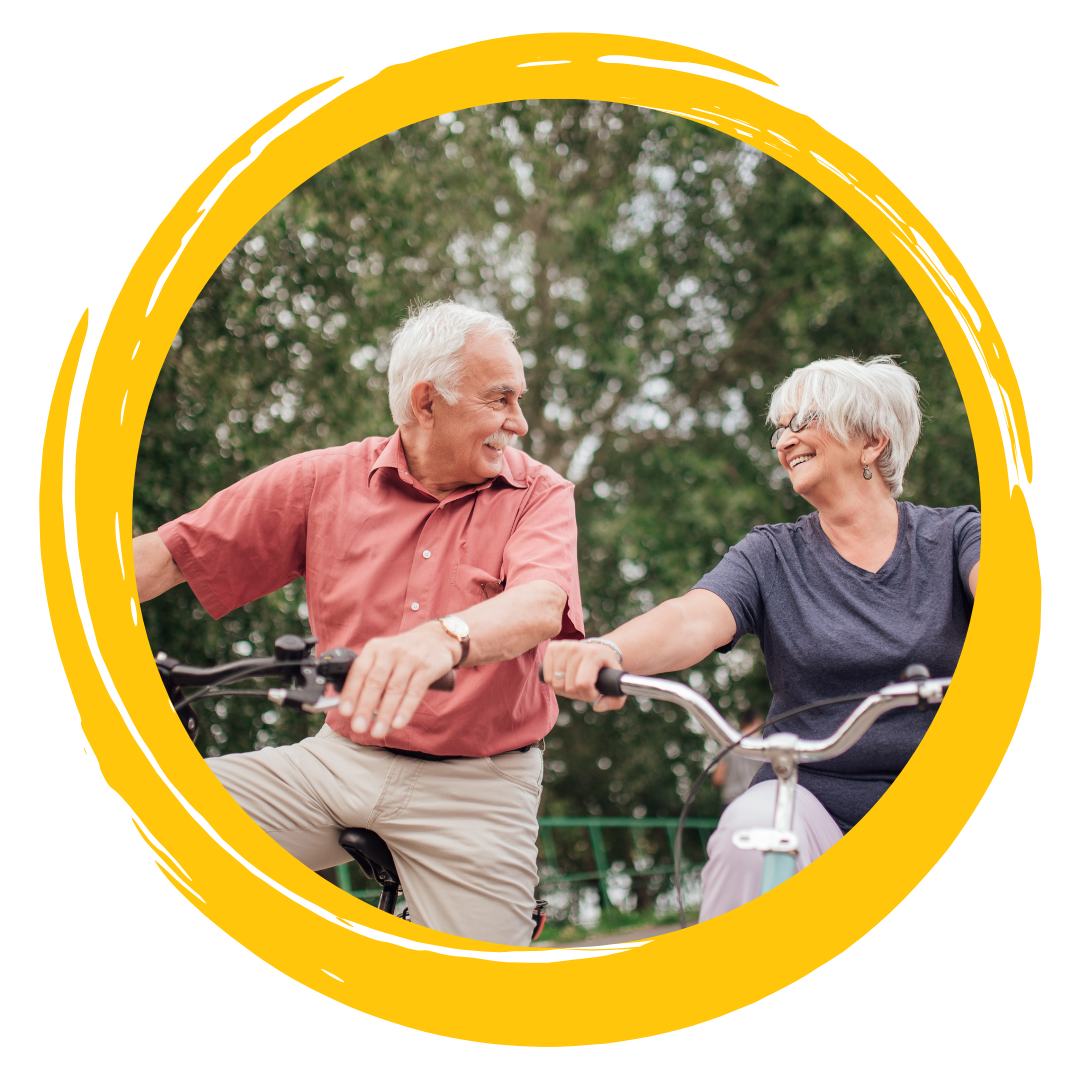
[180,688,280,705]
[166,657,314,708]
[757,692,869,733]
[673,738,742,928]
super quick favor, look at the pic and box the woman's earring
[863,464,873,480]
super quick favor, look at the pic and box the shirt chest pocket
[450,562,505,607]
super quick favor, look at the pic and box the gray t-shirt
[694,501,980,833]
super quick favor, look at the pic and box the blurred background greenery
[135,100,978,924]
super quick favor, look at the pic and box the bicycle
[156,633,548,941]
[546,663,951,925]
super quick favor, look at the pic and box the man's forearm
[454,580,567,666]
[339,578,568,735]
[133,531,186,602]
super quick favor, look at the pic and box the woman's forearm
[606,589,737,674]
[543,588,737,706]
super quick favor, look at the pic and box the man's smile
[483,430,517,451]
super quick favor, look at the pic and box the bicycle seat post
[376,881,399,914]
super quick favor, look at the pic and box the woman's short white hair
[767,356,922,498]
[386,300,517,425]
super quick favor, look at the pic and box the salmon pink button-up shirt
[157,432,583,757]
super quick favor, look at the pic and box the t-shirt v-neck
[811,501,903,582]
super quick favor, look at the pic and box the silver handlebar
[615,670,951,880]
[616,673,951,764]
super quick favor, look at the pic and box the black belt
[383,742,541,763]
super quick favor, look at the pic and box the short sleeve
[954,506,981,598]
[500,476,584,640]
[692,530,775,653]
[157,454,311,619]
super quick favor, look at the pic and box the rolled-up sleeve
[157,454,311,619]
[500,476,584,640]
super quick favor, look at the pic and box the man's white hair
[386,300,517,425]
[767,356,922,498]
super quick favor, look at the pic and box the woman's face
[773,411,866,505]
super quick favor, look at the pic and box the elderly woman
[544,356,980,918]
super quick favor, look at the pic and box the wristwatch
[437,615,471,667]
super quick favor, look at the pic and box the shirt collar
[368,429,527,493]
[368,429,410,480]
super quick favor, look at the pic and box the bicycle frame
[608,671,951,896]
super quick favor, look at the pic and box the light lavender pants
[207,725,543,946]
[699,780,844,921]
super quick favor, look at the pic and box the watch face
[441,615,469,639]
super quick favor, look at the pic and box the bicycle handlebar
[542,665,951,765]
[157,633,455,741]
[544,660,951,929]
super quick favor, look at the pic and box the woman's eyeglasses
[770,411,819,449]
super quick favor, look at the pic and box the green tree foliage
[135,101,978,843]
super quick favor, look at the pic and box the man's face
[429,333,529,485]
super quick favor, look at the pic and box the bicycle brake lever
[270,672,457,713]
[267,686,326,711]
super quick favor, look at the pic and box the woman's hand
[542,591,738,713]
[542,640,627,713]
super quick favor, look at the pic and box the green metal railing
[333,817,719,908]
[537,817,718,906]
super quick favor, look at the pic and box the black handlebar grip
[428,670,456,692]
[595,667,626,697]
[537,667,626,695]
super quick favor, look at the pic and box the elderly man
[134,301,583,946]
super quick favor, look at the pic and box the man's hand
[337,579,566,738]
[338,623,460,738]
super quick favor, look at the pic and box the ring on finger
[553,671,566,679]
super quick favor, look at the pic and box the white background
[4,2,1076,1075]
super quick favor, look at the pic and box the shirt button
[423,550,431,559]
[411,602,420,611]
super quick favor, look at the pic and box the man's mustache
[484,429,518,450]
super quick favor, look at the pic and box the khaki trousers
[207,725,543,946]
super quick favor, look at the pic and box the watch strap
[438,617,471,668]
[454,636,470,668]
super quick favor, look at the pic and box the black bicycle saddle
[339,828,400,886]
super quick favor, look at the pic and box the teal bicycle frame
[604,670,952,898]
